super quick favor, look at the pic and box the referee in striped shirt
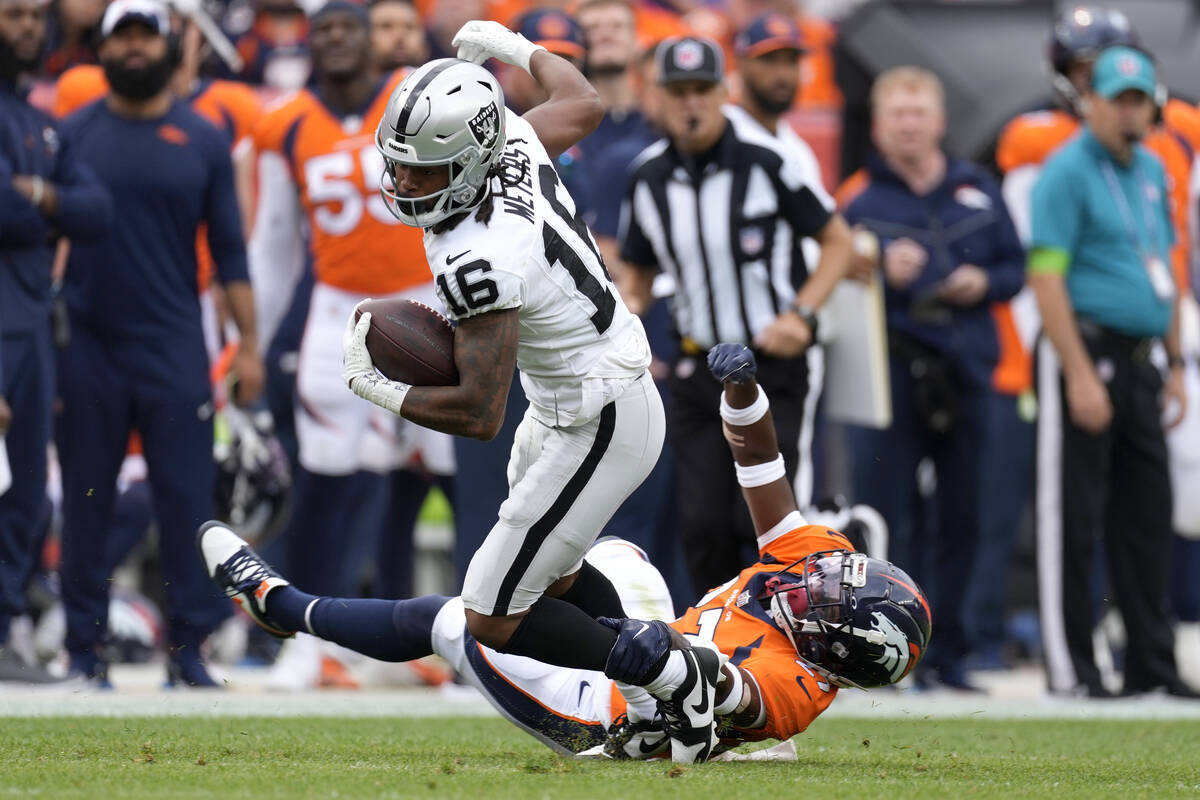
[617,36,855,592]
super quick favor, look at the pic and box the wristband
[517,41,546,73]
[719,385,769,426]
[735,454,786,488]
[30,176,44,207]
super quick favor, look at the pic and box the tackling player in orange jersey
[245,0,451,691]
[198,339,931,760]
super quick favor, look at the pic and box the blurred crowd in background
[2,0,1199,701]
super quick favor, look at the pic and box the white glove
[343,308,412,416]
[452,20,545,72]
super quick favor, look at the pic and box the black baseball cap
[656,36,724,86]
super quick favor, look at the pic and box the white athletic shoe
[264,633,322,692]
[196,520,293,638]
[602,712,670,760]
[649,644,725,763]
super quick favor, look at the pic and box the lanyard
[1098,158,1161,260]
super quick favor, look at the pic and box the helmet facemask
[377,147,491,229]
[763,550,929,689]
[374,58,508,228]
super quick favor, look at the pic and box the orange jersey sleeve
[192,80,263,149]
[991,303,1032,395]
[667,524,852,742]
[1144,128,1193,291]
[1164,98,1200,153]
[53,64,107,118]
[253,72,429,295]
[795,17,841,111]
[191,83,262,293]
[995,110,1079,173]
[834,167,870,211]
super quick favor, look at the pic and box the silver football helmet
[375,58,507,228]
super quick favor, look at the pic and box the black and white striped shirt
[618,109,834,349]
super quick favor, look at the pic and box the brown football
[354,298,458,386]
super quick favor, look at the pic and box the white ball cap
[100,0,170,38]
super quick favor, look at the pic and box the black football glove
[707,344,757,384]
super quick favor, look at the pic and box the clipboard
[819,276,892,429]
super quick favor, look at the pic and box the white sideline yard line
[2,664,1200,720]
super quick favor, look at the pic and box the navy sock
[556,560,625,619]
[265,585,320,631]
[266,586,450,662]
[500,596,618,671]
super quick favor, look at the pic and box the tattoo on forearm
[398,309,519,437]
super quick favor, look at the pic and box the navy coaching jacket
[842,154,1025,391]
[0,80,111,338]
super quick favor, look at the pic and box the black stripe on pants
[491,402,618,616]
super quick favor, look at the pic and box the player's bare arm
[345,306,519,440]
[452,20,603,160]
[395,308,519,440]
[521,50,604,159]
[708,344,802,536]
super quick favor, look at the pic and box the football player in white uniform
[332,21,720,762]
[197,343,931,760]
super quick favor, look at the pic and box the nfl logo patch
[468,103,500,149]
[675,40,704,70]
[740,226,765,256]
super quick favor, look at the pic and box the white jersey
[424,110,650,427]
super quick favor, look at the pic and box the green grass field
[2,716,1199,799]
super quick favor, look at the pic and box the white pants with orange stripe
[431,538,675,755]
[295,281,455,476]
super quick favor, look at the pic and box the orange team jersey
[609,524,852,743]
[54,65,261,145]
[795,16,842,111]
[999,104,1195,294]
[252,70,430,295]
[52,64,107,118]
[994,108,1078,173]
[54,66,263,292]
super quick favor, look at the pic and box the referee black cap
[656,36,724,86]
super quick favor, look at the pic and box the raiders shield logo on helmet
[469,103,500,149]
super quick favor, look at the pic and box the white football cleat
[196,520,293,639]
[602,712,670,760]
[650,643,725,763]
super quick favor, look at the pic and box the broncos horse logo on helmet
[375,58,507,228]
[761,550,932,689]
